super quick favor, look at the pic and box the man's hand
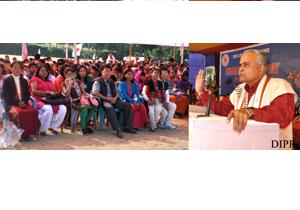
[47,91,55,95]
[66,78,73,86]
[226,109,251,134]
[195,69,205,94]
[135,103,140,110]
[110,97,117,104]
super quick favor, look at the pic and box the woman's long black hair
[34,63,50,81]
[121,68,134,83]
[76,65,89,84]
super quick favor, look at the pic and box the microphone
[197,78,233,117]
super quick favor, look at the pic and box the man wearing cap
[196,49,297,140]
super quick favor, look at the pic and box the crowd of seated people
[0,54,188,140]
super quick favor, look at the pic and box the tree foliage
[0,43,188,63]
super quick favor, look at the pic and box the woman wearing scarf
[134,70,146,95]
[2,61,39,140]
[29,64,67,136]
[75,65,93,93]
[62,67,96,135]
[119,68,148,130]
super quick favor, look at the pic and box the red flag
[22,43,28,61]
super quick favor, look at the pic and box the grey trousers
[103,100,133,131]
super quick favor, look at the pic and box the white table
[189,105,280,150]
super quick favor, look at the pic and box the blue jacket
[118,81,141,104]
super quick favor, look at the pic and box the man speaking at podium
[195,49,297,140]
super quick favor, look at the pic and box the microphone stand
[197,86,219,117]
[196,78,232,117]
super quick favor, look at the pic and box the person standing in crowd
[143,67,167,132]
[62,67,96,135]
[133,53,140,64]
[196,49,297,140]
[92,64,136,139]
[158,66,177,129]
[29,64,67,136]
[106,52,116,63]
[143,55,150,63]
[2,61,39,141]
[75,65,93,93]
[118,68,148,130]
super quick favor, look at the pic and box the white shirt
[12,75,21,99]
[106,55,116,63]
[142,85,149,101]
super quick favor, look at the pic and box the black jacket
[97,77,117,98]
[2,75,31,111]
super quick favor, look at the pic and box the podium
[189,105,280,150]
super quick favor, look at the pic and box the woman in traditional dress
[169,70,189,117]
[2,61,39,140]
[134,70,146,95]
[62,67,96,134]
[29,64,67,136]
[75,65,93,94]
[53,63,68,94]
[119,68,148,130]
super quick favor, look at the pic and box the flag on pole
[72,43,83,57]
[22,43,28,61]
[173,43,176,59]
[38,48,41,55]
[92,53,96,60]
[180,43,184,64]
[129,44,132,61]
[65,43,68,59]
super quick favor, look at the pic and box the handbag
[80,95,99,111]
[41,93,69,105]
